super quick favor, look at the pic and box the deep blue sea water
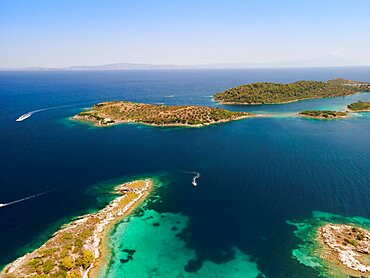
[1,68,370,277]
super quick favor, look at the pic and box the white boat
[192,172,201,186]
[181,171,201,187]
[16,112,32,122]
[0,203,5,208]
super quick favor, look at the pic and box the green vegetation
[344,238,359,247]
[298,110,347,119]
[81,250,94,269]
[214,78,370,104]
[42,260,54,274]
[347,101,370,112]
[61,257,75,270]
[2,222,96,277]
[66,270,82,278]
[73,101,252,126]
[1,180,152,278]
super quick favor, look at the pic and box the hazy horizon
[1,0,370,68]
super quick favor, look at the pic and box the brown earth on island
[298,110,348,119]
[347,101,370,112]
[0,179,153,278]
[319,224,370,275]
[214,78,370,105]
[298,101,370,120]
[72,101,254,127]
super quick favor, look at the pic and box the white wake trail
[0,190,52,208]
[181,171,201,186]
[16,103,84,122]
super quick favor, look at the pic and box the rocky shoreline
[319,224,370,275]
[73,113,253,128]
[298,110,348,119]
[1,179,153,278]
[72,101,254,127]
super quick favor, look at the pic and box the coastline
[214,97,315,105]
[1,179,153,278]
[88,181,153,278]
[347,109,370,113]
[297,114,348,120]
[317,224,370,276]
[288,212,370,278]
[213,91,366,106]
[71,114,254,128]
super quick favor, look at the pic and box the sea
[0,68,370,277]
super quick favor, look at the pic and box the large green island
[214,78,370,105]
[72,101,253,127]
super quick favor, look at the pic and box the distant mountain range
[1,55,367,71]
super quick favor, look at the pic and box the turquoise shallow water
[288,211,370,277]
[103,209,261,278]
[1,69,370,277]
[101,178,263,278]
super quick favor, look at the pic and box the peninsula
[319,224,370,275]
[298,110,348,119]
[214,78,370,105]
[347,101,370,112]
[1,179,153,278]
[72,101,253,127]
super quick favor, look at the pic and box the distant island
[214,78,370,105]
[319,223,370,275]
[73,101,253,127]
[298,110,348,119]
[1,179,153,278]
[2,54,366,71]
[347,101,370,112]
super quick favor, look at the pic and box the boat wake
[0,190,52,208]
[16,103,84,122]
[181,171,201,186]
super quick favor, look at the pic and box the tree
[81,250,94,269]
[61,257,75,270]
[66,270,82,278]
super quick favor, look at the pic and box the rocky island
[298,110,348,119]
[1,179,153,278]
[72,101,253,127]
[319,224,370,275]
[347,101,370,112]
[214,78,370,105]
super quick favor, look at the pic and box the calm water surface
[0,68,370,277]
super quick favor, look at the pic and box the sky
[1,0,370,68]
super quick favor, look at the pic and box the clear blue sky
[1,0,370,68]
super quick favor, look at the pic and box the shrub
[26,258,43,273]
[81,250,94,269]
[61,257,75,270]
[66,270,82,278]
[52,269,67,278]
[344,238,359,246]
[43,259,55,274]
[60,249,69,259]
[61,232,73,241]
